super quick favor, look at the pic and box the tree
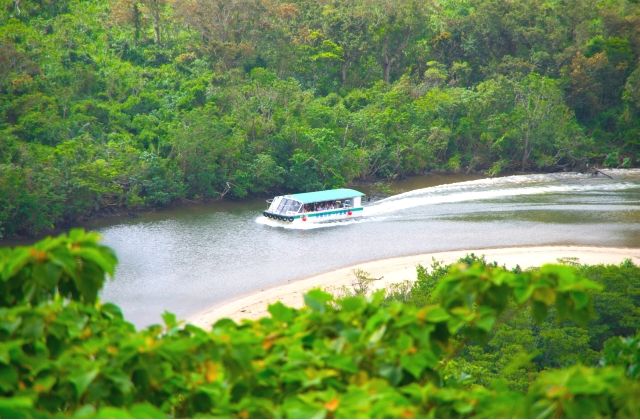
[316,0,372,86]
[476,74,586,172]
[174,0,267,69]
[169,106,245,198]
[143,0,165,45]
[111,0,166,45]
[110,0,144,45]
[366,0,431,83]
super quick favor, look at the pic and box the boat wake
[256,171,640,230]
[366,176,637,216]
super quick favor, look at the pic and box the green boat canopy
[288,188,364,204]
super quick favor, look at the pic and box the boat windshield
[276,198,302,214]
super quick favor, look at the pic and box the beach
[188,246,640,328]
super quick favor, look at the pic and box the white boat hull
[262,207,364,224]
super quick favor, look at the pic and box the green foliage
[0,229,116,306]
[1,0,639,237]
[526,365,640,418]
[0,232,639,418]
[404,256,640,391]
[603,332,640,379]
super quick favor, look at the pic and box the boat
[263,188,365,223]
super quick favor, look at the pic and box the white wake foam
[366,180,636,216]
[256,171,640,229]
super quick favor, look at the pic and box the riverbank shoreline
[3,169,631,246]
[188,245,640,328]
[0,172,487,245]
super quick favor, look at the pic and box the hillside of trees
[1,0,640,238]
[0,230,639,417]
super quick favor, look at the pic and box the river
[99,170,640,327]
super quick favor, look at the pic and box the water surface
[100,170,640,326]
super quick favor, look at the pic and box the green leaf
[0,345,9,364]
[571,291,589,309]
[100,303,125,321]
[104,371,134,395]
[73,404,96,418]
[574,278,603,292]
[33,375,57,394]
[213,318,237,329]
[71,247,117,277]
[304,289,333,313]
[476,310,497,332]
[283,397,326,418]
[368,325,387,345]
[268,301,295,323]
[513,285,534,304]
[401,353,431,378]
[450,306,475,321]
[339,296,366,313]
[95,406,131,419]
[48,249,78,278]
[69,368,99,398]
[421,305,450,323]
[370,290,386,306]
[3,249,31,280]
[129,403,168,418]
[532,287,556,305]
[454,399,475,415]
[0,396,34,418]
[379,364,403,385]
[161,311,177,329]
[541,264,577,290]
[0,365,19,392]
[326,354,358,373]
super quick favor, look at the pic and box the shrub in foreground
[0,230,639,418]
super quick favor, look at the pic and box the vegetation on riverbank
[2,0,640,238]
[0,230,639,417]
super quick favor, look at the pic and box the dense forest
[1,0,640,238]
[0,230,639,417]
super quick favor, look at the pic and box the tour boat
[263,188,365,224]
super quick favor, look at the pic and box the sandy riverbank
[188,246,640,328]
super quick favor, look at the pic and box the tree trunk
[383,57,392,84]
[341,61,348,86]
[133,3,141,46]
[382,39,391,84]
[144,0,162,45]
[521,127,531,171]
[152,14,161,45]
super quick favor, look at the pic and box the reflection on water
[100,170,640,326]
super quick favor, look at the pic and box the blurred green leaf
[268,301,295,323]
[0,396,34,418]
[129,403,168,418]
[304,289,333,313]
[69,368,99,398]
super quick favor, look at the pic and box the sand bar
[188,246,640,328]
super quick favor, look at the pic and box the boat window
[313,200,344,211]
[285,200,302,214]
[277,198,302,214]
[268,197,282,212]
